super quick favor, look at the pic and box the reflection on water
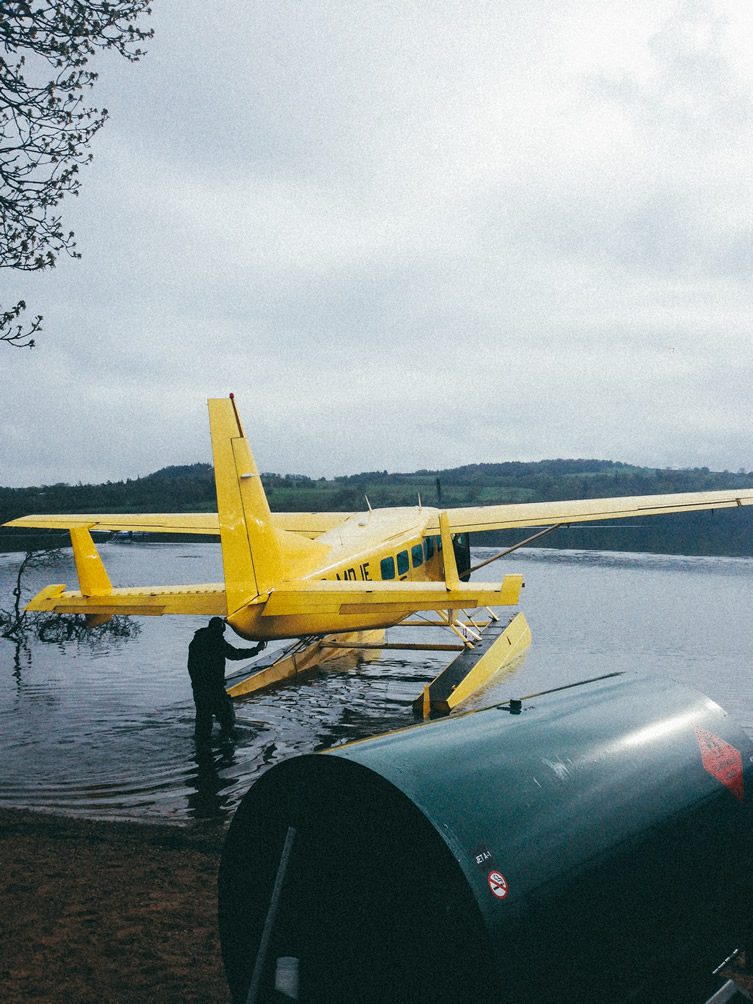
[187,745,238,821]
[1,542,753,825]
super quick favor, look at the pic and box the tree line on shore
[2,458,753,557]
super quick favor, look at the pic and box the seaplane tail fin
[208,396,285,613]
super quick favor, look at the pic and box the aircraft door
[452,533,471,582]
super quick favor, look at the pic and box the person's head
[208,617,226,634]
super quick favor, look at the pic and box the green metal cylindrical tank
[219,673,753,1003]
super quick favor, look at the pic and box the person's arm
[223,639,267,661]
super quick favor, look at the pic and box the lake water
[1,542,752,825]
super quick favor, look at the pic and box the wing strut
[438,511,460,589]
[469,523,564,574]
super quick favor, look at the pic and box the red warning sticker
[695,727,744,801]
[487,870,509,900]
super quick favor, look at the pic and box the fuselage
[225,506,470,639]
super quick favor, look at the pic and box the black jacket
[187,627,260,695]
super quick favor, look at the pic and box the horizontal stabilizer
[26,583,227,617]
[260,575,523,618]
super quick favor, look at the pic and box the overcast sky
[3,0,753,487]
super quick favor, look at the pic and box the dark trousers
[193,690,236,742]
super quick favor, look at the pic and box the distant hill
[2,459,753,557]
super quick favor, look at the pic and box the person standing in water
[187,617,265,743]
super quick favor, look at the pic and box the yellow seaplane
[7,396,753,717]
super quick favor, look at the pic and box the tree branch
[1,1,152,346]
[0,299,42,347]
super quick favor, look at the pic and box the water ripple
[2,542,752,823]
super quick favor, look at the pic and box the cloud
[4,0,753,487]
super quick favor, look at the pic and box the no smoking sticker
[487,870,509,900]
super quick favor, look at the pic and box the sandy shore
[0,808,231,1003]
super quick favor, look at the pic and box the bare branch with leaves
[0,298,41,347]
[0,546,64,639]
[0,546,140,646]
[1,1,153,346]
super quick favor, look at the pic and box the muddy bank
[0,808,231,1003]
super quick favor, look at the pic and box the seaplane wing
[5,511,351,538]
[269,512,355,537]
[430,489,753,534]
[5,513,222,534]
